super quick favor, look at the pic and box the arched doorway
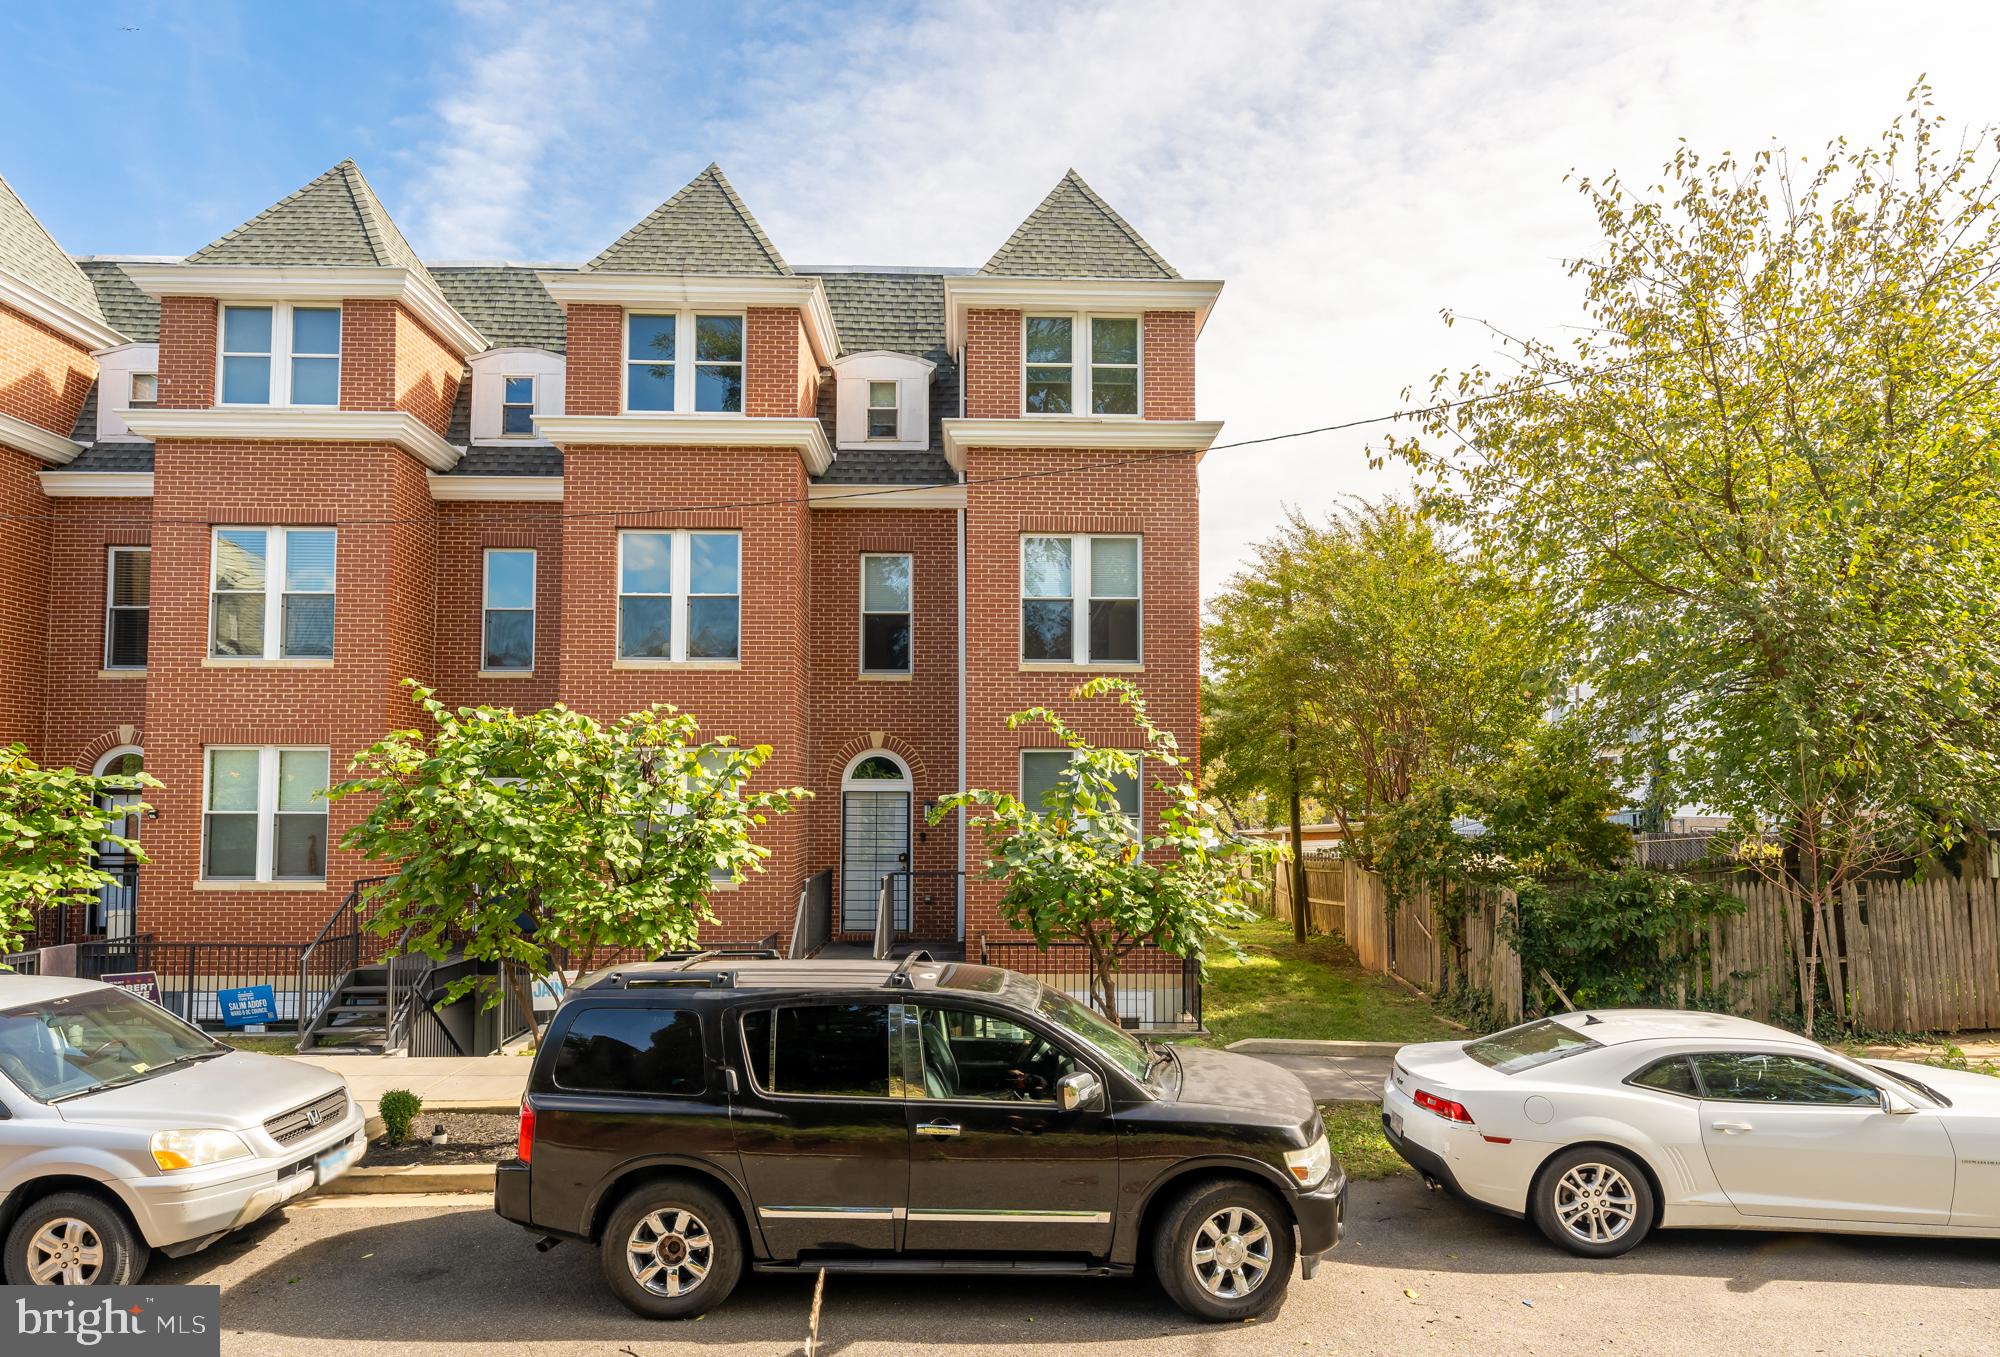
[92,746,143,939]
[840,752,912,934]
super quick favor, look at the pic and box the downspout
[956,342,969,944]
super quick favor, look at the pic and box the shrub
[379,1089,422,1145]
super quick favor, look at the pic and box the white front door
[841,790,910,933]
[1694,1053,1956,1224]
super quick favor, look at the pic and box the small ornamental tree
[327,685,806,1040]
[935,678,1281,1022]
[0,745,157,960]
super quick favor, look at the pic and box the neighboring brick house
[0,161,1223,981]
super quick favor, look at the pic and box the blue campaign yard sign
[217,984,277,1028]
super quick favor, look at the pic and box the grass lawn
[1196,917,1464,1047]
[217,1033,304,1055]
[1323,1101,1409,1180]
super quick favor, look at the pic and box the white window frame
[865,380,899,439]
[103,545,150,672]
[859,552,913,676]
[1019,534,1143,666]
[208,526,338,660]
[621,310,747,415]
[1018,748,1142,836]
[616,529,743,663]
[216,302,343,407]
[129,372,157,403]
[1022,313,1142,418]
[482,547,536,673]
[200,745,330,883]
[500,375,536,436]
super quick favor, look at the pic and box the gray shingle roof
[450,444,563,476]
[980,170,1179,280]
[187,160,438,290]
[0,174,105,324]
[431,266,566,353]
[77,260,159,341]
[802,270,957,486]
[584,164,790,276]
[68,381,98,442]
[64,442,154,473]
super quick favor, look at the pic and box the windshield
[1869,1063,1952,1108]
[1465,1017,1601,1075]
[0,987,222,1102]
[1029,983,1155,1084]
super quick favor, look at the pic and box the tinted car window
[1628,1055,1700,1096]
[554,1008,703,1095]
[742,1004,891,1098]
[1692,1053,1879,1106]
[1465,1018,1601,1074]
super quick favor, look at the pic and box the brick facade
[0,302,96,436]
[0,446,52,750]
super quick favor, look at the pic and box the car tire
[1152,1177,1295,1322]
[1531,1146,1656,1258]
[599,1179,744,1320]
[4,1191,150,1287]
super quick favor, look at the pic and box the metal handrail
[295,875,390,1051]
[873,875,895,959]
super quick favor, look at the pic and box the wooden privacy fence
[1264,860,1347,937]
[1341,864,1524,1024]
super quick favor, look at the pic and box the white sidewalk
[289,1053,530,1117]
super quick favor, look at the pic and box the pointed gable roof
[980,170,1179,280]
[187,159,437,287]
[583,164,790,276]
[0,173,106,324]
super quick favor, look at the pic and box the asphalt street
[153,1178,2000,1357]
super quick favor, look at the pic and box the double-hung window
[1020,748,1141,834]
[624,312,745,413]
[501,377,536,435]
[1020,534,1141,665]
[860,553,912,674]
[1023,314,1140,416]
[482,548,536,672]
[219,304,341,406]
[209,526,336,659]
[866,381,899,439]
[202,746,329,882]
[104,546,150,671]
[617,529,741,662]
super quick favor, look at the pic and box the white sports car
[1380,1009,2000,1255]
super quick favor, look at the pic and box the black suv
[495,952,1346,1322]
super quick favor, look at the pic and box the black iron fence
[21,859,138,949]
[977,938,1203,1033]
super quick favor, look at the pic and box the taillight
[516,1098,536,1163]
[1414,1089,1474,1124]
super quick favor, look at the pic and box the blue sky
[7,1,1999,591]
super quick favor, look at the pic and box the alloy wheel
[1189,1205,1273,1299]
[1553,1162,1638,1245]
[626,1208,713,1299]
[26,1217,104,1285]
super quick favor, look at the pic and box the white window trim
[200,745,330,883]
[866,380,899,440]
[616,529,743,664]
[622,309,747,416]
[859,552,913,677]
[482,547,536,673]
[1022,313,1142,418]
[500,375,537,437]
[103,545,149,672]
[1019,534,1143,666]
[1018,747,1142,836]
[209,526,337,660]
[216,301,343,408]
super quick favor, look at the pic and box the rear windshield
[1465,1018,1601,1075]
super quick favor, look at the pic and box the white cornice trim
[832,349,938,374]
[0,410,83,465]
[427,473,564,502]
[536,272,840,366]
[940,417,1223,471]
[535,414,834,476]
[118,263,488,358]
[121,407,461,472]
[38,469,153,497]
[807,482,965,510]
[942,276,1224,350]
[0,271,129,351]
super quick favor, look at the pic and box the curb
[324,1163,496,1195]
[1227,1038,1407,1057]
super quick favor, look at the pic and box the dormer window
[219,303,341,406]
[130,372,158,405]
[502,377,535,435]
[1023,314,1140,416]
[624,311,744,414]
[867,381,898,439]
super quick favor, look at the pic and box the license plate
[1388,1111,1403,1139]
[316,1138,360,1185]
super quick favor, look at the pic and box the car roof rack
[884,950,934,988]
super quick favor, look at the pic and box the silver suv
[0,975,366,1284]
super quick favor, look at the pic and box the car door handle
[916,1121,961,1138]
[1713,1121,1754,1134]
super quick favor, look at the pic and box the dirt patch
[367,1111,517,1166]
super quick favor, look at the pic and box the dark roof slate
[187,160,438,289]
[68,381,98,442]
[431,266,566,353]
[802,270,957,486]
[65,442,154,473]
[451,444,563,476]
[980,170,1179,280]
[584,164,790,276]
[76,261,159,341]
[0,173,105,324]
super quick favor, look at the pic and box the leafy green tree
[1378,88,2000,1031]
[327,685,805,1038]
[0,745,155,960]
[936,678,1280,1021]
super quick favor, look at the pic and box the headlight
[150,1128,252,1172]
[1284,1133,1332,1190]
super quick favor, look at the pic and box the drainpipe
[955,490,968,943]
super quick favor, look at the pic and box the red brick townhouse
[0,161,1222,987]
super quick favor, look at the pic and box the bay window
[219,304,341,406]
[625,311,745,413]
[210,526,336,660]
[1023,314,1141,416]
[618,529,742,662]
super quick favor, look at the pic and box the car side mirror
[1057,1070,1103,1113]
[1878,1087,1918,1116]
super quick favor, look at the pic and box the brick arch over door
[820,731,931,793]
[74,724,145,772]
